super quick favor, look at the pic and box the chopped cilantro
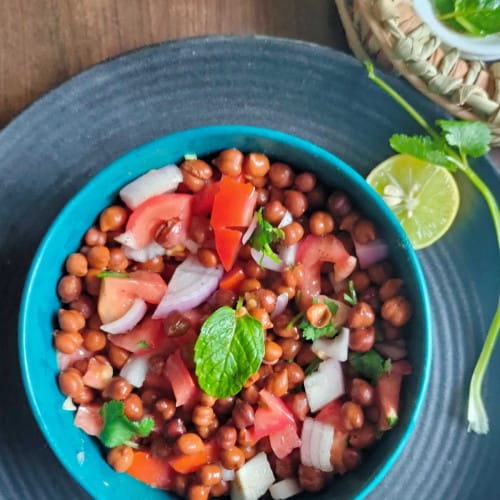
[136,340,150,350]
[343,280,358,306]
[96,271,130,279]
[349,350,392,384]
[387,415,398,428]
[99,401,154,448]
[299,299,339,341]
[249,207,284,264]
[304,358,321,376]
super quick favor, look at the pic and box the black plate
[1,36,499,500]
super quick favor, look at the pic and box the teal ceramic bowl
[19,125,431,500]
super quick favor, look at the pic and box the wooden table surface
[1,0,498,168]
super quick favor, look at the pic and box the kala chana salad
[55,148,413,500]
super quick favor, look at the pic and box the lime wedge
[366,154,460,250]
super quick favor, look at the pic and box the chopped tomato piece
[219,265,246,292]
[316,398,347,433]
[376,360,412,431]
[296,234,352,305]
[269,422,301,459]
[74,403,103,437]
[316,398,349,473]
[108,316,166,354]
[192,180,220,215]
[213,227,242,271]
[248,389,296,442]
[98,271,167,323]
[210,176,257,229]
[128,451,175,489]
[118,193,193,249]
[163,349,198,407]
[82,356,113,390]
[168,448,208,473]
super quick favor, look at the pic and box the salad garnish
[299,299,339,341]
[194,302,265,398]
[99,400,154,448]
[343,280,358,306]
[349,350,392,384]
[249,207,284,264]
[96,271,130,279]
[366,61,500,434]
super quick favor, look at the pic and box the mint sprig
[366,61,500,434]
[194,305,265,398]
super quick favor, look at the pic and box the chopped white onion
[119,164,183,209]
[250,247,283,272]
[121,240,166,262]
[278,210,293,228]
[100,298,147,334]
[184,238,200,254]
[300,417,334,473]
[299,417,314,467]
[220,465,235,482]
[231,452,275,500]
[242,213,258,244]
[271,292,289,319]
[304,358,345,412]
[120,354,150,388]
[354,238,389,269]
[152,255,224,319]
[312,327,350,361]
[57,347,91,371]
[278,243,297,266]
[269,478,302,499]
[62,396,77,411]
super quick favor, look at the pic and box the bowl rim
[19,124,432,500]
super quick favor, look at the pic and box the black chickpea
[294,172,316,192]
[243,153,270,178]
[99,205,127,232]
[57,275,82,303]
[269,162,294,188]
[284,190,308,218]
[309,211,334,236]
[381,296,412,326]
[327,191,352,217]
[282,221,304,245]
[65,253,88,277]
[263,200,286,225]
[107,445,134,472]
[212,149,243,177]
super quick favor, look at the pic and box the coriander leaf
[387,415,398,428]
[249,208,284,264]
[343,280,358,306]
[299,317,338,341]
[436,120,491,158]
[136,340,150,350]
[349,350,392,384]
[389,134,457,170]
[194,306,265,398]
[324,299,339,315]
[99,401,154,448]
[304,358,321,376]
[96,271,130,279]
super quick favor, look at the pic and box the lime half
[366,154,460,250]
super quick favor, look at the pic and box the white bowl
[414,0,500,61]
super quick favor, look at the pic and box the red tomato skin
[163,349,198,407]
[269,423,301,459]
[296,234,351,303]
[210,176,257,229]
[316,398,347,433]
[219,265,246,292]
[214,227,242,271]
[248,389,296,442]
[128,451,175,489]
[376,360,412,431]
[192,180,220,215]
[108,316,165,354]
[124,193,193,249]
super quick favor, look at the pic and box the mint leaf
[249,208,284,264]
[99,401,154,448]
[443,1,500,36]
[436,120,491,158]
[194,306,265,398]
[389,134,457,171]
[349,350,392,384]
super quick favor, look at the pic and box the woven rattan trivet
[336,0,500,146]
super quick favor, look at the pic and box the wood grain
[0,0,346,127]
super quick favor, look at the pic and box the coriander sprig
[366,61,500,434]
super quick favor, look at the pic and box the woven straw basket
[336,0,500,146]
